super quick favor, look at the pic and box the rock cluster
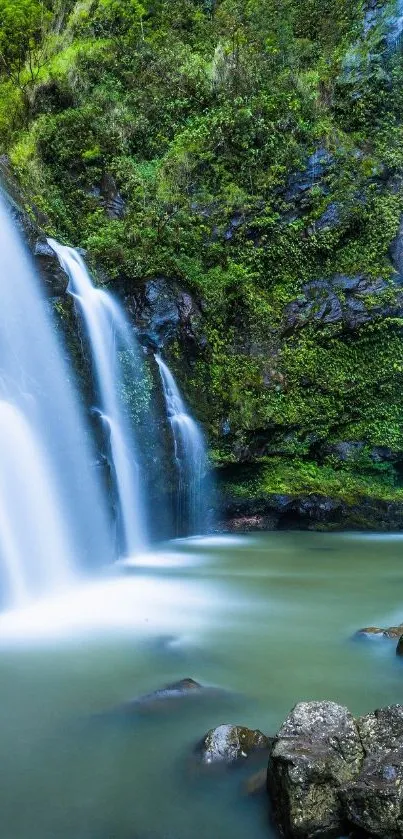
[200,701,403,837]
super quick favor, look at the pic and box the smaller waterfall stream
[48,241,146,558]
[155,355,208,536]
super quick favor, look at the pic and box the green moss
[222,458,403,504]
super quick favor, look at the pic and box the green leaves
[0,0,51,88]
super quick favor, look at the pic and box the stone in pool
[341,749,403,839]
[199,724,270,765]
[131,677,202,707]
[341,706,403,838]
[267,700,364,839]
[355,622,403,640]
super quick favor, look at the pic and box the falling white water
[0,194,114,607]
[48,240,145,557]
[155,354,207,535]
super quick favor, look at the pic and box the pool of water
[0,531,402,839]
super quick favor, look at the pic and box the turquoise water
[0,531,402,838]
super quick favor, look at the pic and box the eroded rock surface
[267,701,364,839]
[340,706,403,838]
[283,275,403,335]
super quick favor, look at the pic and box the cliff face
[3,0,403,529]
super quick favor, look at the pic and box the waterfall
[155,355,208,536]
[48,241,146,557]
[0,195,113,607]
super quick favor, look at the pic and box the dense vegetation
[2,0,403,508]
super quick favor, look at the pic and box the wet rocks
[124,277,205,354]
[266,702,403,839]
[218,491,403,534]
[34,236,69,295]
[342,747,403,839]
[340,706,403,839]
[132,677,203,707]
[355,623,403,640]
[99,172,126,220]
[396,636,403,656]
[199,724,270,765]
[268,701,364,839]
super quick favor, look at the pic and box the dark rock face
[268,701,364,839]
[218,492,403,533]
[396,635,403,656]
[200,724,270,765]
[320,441,365,463]
[284,274,403,334]
[124,277,205,353]
[99,172,126,220]
[33,236,69,295]
[285,147,333,204]
[308,201,341,233]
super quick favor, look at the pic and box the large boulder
[342,747,403,839]
[340,706,403,838]
[267,701,364,839]
[199,723,270,765]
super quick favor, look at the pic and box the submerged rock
[132,677,202,706]
[267,701,364,839]
[115,677,237,718]
[199,724,270,765]
[243,767,268,796]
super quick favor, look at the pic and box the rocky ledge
[217,493,403,533]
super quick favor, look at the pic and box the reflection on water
[0,532,402,838]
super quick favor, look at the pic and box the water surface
[0,531,402,839]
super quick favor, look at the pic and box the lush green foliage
[2,0,403,504]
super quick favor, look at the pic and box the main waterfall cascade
[0,197,211,606]
[48,240,147,558]
[155,354,208,536]
[0,195,114,607]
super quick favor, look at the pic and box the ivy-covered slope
[3,0,403,524]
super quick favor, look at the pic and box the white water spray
[155,354,208,535]
[0,194,113,606]
[48,241,145,557]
